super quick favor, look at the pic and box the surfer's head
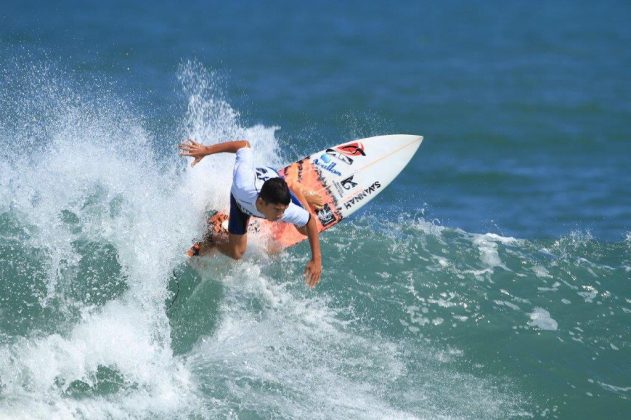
[256,177,291,221]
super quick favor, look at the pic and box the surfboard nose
[396,134,423,156]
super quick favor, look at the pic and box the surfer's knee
[226,234,247,260]
[230,248,245,260]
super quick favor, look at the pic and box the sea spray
[2,60,628,418]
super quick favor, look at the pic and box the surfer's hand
[304,258,322,288]
[178,139,209,167]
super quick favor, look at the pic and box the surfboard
[189,134,423,255]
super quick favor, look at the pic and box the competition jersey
[230,147,310,227]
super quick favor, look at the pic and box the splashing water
[0,60,281,417]
[3,60,627,419]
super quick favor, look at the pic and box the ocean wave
[1,60,629,418]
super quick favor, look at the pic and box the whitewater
[1,61,629,419]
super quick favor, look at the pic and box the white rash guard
[230,147,310,227]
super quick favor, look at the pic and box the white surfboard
[305,134,423,218]
[190,134,423,253]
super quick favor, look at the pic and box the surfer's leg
[186,211,230,257]
[187,233,224,257]
[215,233,248,260]
[194,230,246,259]
[212,194,250,260]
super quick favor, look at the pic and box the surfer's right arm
[178,139,250,167]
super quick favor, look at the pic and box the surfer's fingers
[180,152,200,159]
[178,139,198,150]
[178,143,198,151]
[306,269,317,288]
[179,144,206,157]
[304,266,313,286]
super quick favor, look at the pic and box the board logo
[317,203,336,227]
[332,175,359,198]
[319,154,332,164]
[325,148,353,165]
[314,155,342,176]
[340,175,358,190]
[335,142,366,157]
[343,181,381,210]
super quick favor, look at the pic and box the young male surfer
[179,139,323,287]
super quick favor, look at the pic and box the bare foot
[186,242,202,257]
[187,212,229,258]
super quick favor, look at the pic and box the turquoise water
[1,1,630,418]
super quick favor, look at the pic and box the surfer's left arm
[178,139,250,167]
[304,215,322,288]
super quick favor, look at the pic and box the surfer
[179,139,323,287]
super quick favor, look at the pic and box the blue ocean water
[1,1,630,418]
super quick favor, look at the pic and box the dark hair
[259,177,291,205]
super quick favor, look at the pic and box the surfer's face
[257,198,288,221]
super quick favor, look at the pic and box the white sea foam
[185,262,419,419]
[495,300,521,311]
[472,233,518,272]
[528,307,559,331]
[532,265,552,278]
[596,380,631,395]
[0,61,281,418]
[184,259,525,419]
[538,281,561,292]
[578,285,599,303]
[474,236,502,268]
[0,60,530,419]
